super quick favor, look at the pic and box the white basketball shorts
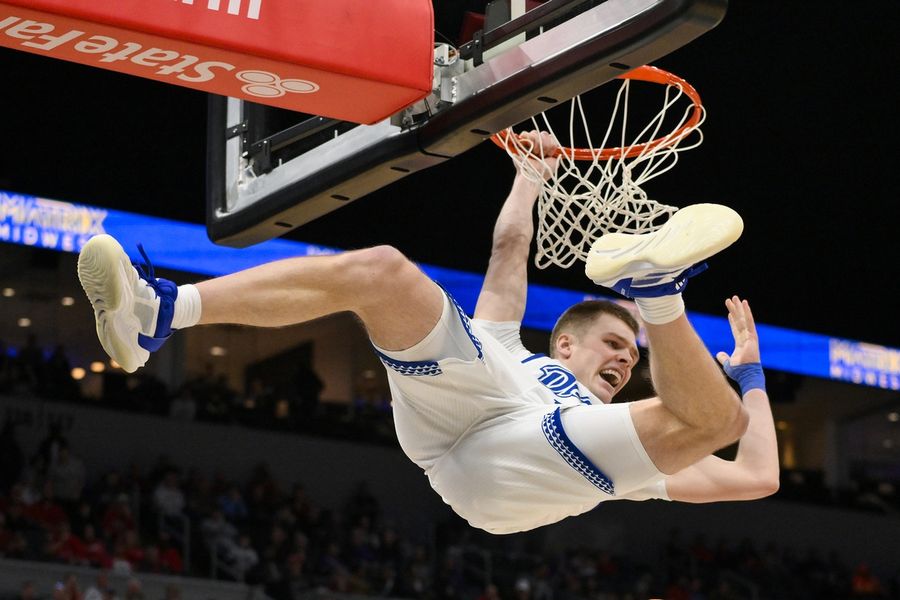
[373,290,666,534]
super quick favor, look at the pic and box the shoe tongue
[133,273,162,336]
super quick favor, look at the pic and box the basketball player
[77,131,778,534]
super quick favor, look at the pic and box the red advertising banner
[0,0,434,124]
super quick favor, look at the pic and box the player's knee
[716,400,749,447]
[345,245,418,295]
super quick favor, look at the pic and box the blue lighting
[2,189,898,390]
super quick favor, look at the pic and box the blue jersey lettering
[537,364,592,404]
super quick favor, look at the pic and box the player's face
[557,314,639,404]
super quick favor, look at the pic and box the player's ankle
[171,284,202,329]
[634,294,684,325]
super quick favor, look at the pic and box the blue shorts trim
[542,407,615,495]
[374,348,442,377]
[439,285,483,360]
[373,285,481,377]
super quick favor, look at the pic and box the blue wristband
[722,360,766,396]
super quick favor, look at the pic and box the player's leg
[194,245,442,349]
[627,317,748,474]
[586,203,748,474]
[78,236,442,373]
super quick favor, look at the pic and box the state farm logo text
[237,70,318,97]
[0,15,318,95]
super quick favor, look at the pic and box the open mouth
[599,369,621,388]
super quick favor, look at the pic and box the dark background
[1,0,898,346]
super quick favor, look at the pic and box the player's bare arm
[664,296,780,502]
[474,131,559,323]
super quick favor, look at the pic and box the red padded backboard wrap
[0,0,434,124]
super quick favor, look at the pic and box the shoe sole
[77,235,146,373]
[584,204,743,284]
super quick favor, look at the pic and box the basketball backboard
[207,0,727,247]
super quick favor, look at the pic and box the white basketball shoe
[77,235,178,373]
[585,203,743,297]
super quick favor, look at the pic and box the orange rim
[490,65,703,161]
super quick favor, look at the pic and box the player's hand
[514,130,560,180]
[716,295,760,368]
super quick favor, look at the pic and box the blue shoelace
[133,243,166,299]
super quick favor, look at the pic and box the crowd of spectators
[1,334,396,446]
[2,417,900,600]
[3,335,900,514]
[0,571,176,600]
[2,336,900,599]
[0,337,81,404]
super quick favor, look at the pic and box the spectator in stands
[851,563,883,597]
[663,574,691,600]
[320,543,362,595]
[16,475,42,508]
[32,424,68,479]
[44,521,86,565]
[376,526,405,578]
[100,494,136,543]
[404,545,433,598]
[142,531,183,574]
[184,470,215,519]
[15,581,38,600]
[122,578,144,600]
[152,470,185,518]
[48,445,86,517]
[90,470,127,513]
[81,524,112,569]
[285,483,313,531]
[477,583,501,600]
[531,564,554,600]
[217,484,248,524]
[201,508,239,559]
[258,524,291,590]
[346,524,378,576]
[52,574,82,600]
[285,547,311,598]
[116,529,146,571]
[231,534,260,582]
[83,571,112,600]
[68,501,96,540]
[25,482,67,533]
[248,463,281,507]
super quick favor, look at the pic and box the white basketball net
[498,75,706,269]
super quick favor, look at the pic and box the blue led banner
[2,190,898,390]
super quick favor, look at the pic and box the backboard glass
[207,0,727,247]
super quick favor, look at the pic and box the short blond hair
[549,300,639,358]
